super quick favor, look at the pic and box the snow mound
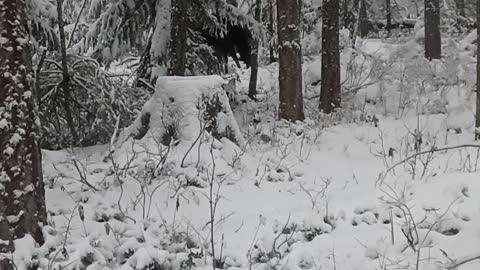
[121,75,244,146]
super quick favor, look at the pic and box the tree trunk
[320,0,341,114]
[476,0,480,140]
[341,0,348,29]
[351,0,361,39]
[457,0,466,17]
[424,0,441,60]
[169,0,188,75]
[386,0,392,37]
[249,0,262,100]
[277,0,304,121]
[57,0,79,145]
[268,0,276,63]
[0,0,47,269]
[359,0,369,38]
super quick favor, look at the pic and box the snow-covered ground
[30,39,480,270]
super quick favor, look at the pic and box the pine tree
[424,0,441,60]
[320,0,341,114]
[72,0,259,78]
[0,0,47,269]
[277,0,304,121]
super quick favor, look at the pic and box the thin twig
[67,0,87,48]
[377,144,480,186]
[447,255,480,269]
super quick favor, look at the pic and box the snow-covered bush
[302,27,352,59]
[335,33,476,126]
[38,55,147,149]
[250,216,333,269]
[39,215,205,270]
[31,0,59,49]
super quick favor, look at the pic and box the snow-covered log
[121,75,244,146]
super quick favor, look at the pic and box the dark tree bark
[169,0,188,75]
[386,0,392,36]
[424,0,441,60]
[248,0,262,100]
[320,0,341,114]
[268,0,276,63]
[456,0,466,17]
[340,0,359,39]
[346,0,361,39]
[0,0,47,269]
[476,0,480,140]
[341,0,348,29]
[359,0,369,37]
[277,0,304,121]
[57,0,79,144]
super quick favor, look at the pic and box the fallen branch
[447,254,480,269]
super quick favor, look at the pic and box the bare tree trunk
[424,0,441,60]
[0,1,47,269]
[353,0,360,12]
[386,0,392,37]
[57,0,79,144]
[277,0,304,121]
[320,0,341,114]
[169,0,188,75]
[359,0,369,37]
[351,0,361,39]
[457,0,466,17]
[476,0,480,140]
[268,0,276,63]
[249,0,262,100]
[341,0,348,28]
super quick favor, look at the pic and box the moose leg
[229,45,241,69]
[222,52,229,74]
[231,52,241,69]
[213,44,228,74]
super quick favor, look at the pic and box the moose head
[202,22,253,73]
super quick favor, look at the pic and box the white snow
[7,211,24,224]
[9,133,22,145]
[13,30,480,270]
[3,147,14,156]
[0,118,10,129]
[121,75,244,145]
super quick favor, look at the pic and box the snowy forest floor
[37,39,480,270]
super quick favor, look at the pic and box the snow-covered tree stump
[122,76,244,146]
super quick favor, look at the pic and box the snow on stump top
[124,75,244,146]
